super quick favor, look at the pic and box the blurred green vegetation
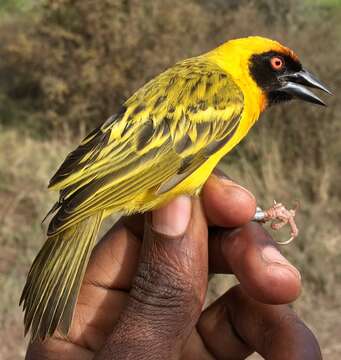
[0,0,37,16]
[311,0,341,7]
[0,1,340,359]
[1,0,340,134]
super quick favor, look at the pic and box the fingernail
[216,175,256,201]
[213,168,232,181]
[262,246,301,279]
[262,246,292,265]
[152,196,191,236]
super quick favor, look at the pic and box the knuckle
[113,262,201,356]
[130,260,199,313]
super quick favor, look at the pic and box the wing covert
[47,57,244,234]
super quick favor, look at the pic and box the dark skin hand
[26,173,322,360]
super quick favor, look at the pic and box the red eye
[270,56,284,70]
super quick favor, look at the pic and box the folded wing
[47,58,244,235]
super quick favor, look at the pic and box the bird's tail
[20,211,104,341]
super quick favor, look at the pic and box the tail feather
[33,229,78,339]
[20,212,103,340]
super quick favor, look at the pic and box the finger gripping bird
[21,36,331,340]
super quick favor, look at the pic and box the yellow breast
[167,44,267,196]
[129,37,279,210]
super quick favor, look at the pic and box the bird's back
[47,57,245,235]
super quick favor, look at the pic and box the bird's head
[209,36,331,109]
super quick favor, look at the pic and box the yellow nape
[205,36,296,112]
[208,36,296,78]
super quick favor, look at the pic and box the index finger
[122,171,257,238]
[202,172,257,228]
[197,285,322,360]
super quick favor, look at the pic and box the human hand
[26,173,321,360]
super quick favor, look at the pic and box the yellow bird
[21,36,330,340]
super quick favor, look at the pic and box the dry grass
[0,124,340,359]
[0,129,75,359]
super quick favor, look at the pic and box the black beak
[278,69,332,106]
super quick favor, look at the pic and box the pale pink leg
[254,201,299,245]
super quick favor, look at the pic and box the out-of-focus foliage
[0,0,339,134]
[0,0,34,15]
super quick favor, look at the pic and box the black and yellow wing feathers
[22,57,244,340]
[47,57,244,234]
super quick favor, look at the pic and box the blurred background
[0,0,340,359]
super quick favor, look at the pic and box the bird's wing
[47,58,244,234]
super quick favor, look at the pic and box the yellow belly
[103,83,262,219]
[104,109,258,217]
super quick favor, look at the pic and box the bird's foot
[253,201,299,245]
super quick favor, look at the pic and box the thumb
[99,196,208,359]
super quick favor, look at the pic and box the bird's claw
[260,200,299,245]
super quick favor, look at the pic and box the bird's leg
[253,201,299,245]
